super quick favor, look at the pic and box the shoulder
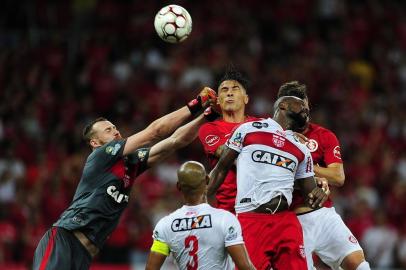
[308,123,336,137]
[88,139,126,159]
[286,132,310,153]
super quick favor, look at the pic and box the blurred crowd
[0,0,405,269]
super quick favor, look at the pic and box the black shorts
[33,227,92,270]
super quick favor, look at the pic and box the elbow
[334,174,345,187]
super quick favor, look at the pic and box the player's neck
[184,194,207,206]
[222,110,246,123]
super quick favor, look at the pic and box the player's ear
[90,138,100,148]
[278,101,288,111]
[244,94,249,105]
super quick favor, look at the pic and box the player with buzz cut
[278,81,370,270]
[146,161,256,270]
[32,88,218,270]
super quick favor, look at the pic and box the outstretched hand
[187,87,217,116]
[198,87,217,108]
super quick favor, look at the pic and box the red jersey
[198,116,259,213]
[291,123,343,209]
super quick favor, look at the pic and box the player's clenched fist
[187,87,217,116]
[307,186,329,209]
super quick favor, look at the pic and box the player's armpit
[145,250,167,270]
[208,147,239,196]
[226,244,256,270]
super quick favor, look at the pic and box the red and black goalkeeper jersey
[55,139,149,249]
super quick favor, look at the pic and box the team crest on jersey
[272,134,286,147]
[171,215,212,232]
[299,245,306,258]
[333,146,342,159]
[205,134,220,146]
[305,139,318,152]
[106,143,122,155]
[252,150,297,172]
[252,122,269,129]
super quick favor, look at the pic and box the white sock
[356,261,371,270]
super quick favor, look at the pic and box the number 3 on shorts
[185,235,199,270]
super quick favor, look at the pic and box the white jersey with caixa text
[152,203,244,270]
[226,118,314,213]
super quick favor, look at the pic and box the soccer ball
[154,5,192,43]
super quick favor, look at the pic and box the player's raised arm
[123,87,216,156]
[146,114,206,167]
[208,146,239,196]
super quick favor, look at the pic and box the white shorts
[297,207,363,270]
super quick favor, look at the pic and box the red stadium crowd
[0,0,405,269]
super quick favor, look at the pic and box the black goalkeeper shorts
[32,227,92,270]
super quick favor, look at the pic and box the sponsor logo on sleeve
[305,139,318,152]
[299,245,306,258]
[225,226,238,241]
[153,230,159,239]
[305,156,313,173]
[171,215,212,232]
[349,235,358,244]
[252,122,269,129]
[205,135,220,146]
[106,143,122,155]
[137,149,147,161]
[333,146,342,159]
[229,132,243,148]
[251,150,297,172]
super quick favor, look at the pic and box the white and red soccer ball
[154,4,192,43]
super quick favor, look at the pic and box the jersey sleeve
[225,124,247,153]
[152,218,170,254]
[198,123,223,155]
[222,212,244,247]
[89,139,126,169]
[295,146,315,180]
[320,130,343,165]
[127,147,150,176]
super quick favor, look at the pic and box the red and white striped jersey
[226,118,314,213]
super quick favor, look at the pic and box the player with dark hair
[278,81,370,270]
[198,67,260,213]
[209,96,329,270]
[32,88,217,270]
[146,161,256,270]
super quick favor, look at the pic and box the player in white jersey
[209,96,329,270]
[146,161,255,270]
